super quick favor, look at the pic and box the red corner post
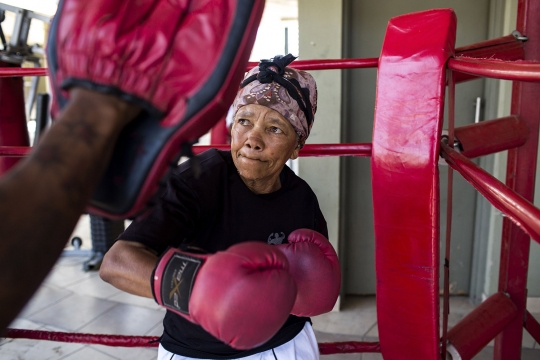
[495,0,540,358]
[371,9,456,360]
[0,61,29,174]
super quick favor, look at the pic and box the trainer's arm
[100,240,157,298]
[0,88,140,332]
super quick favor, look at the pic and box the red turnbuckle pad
[371,9,457,360]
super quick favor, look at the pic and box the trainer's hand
[276,229,341,316]
[152,242,297,350]
[66,88,141,131]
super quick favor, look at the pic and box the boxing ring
[2,3,540,360]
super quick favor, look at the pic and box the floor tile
[27,293,118,331]
[43,261,98,288]
[6,318,43,330]
[65,275,121,300]
[472,346,540,359]
[316,331,363,360]
[89,344,158,360]
[364,323,378,339]
[146,321,164,337]
[59,345,118,360]
[1,318,43,348]
[315,310,377,337]
[0,338,84,360]
[527,297,540,313]
[54,256,89,266]
[108,291,162,310]
[361,353,383,360]
[78,304,165,336]
[447,296,476,313]
[320,353,361,359]
[18,284,73,318]
[522,327,536,348]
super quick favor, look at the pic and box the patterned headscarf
[231,54,317,147]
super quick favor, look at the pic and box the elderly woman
[100,54,340,360]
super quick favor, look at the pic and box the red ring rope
[0,59,380,79]
[4,329,159,347]
[193,144,372,157]
[4,56,540,85]
[0,68,48,78]
[3,329,381,354]
[0,144,373,158]
[247,58,379,71]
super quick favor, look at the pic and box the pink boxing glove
[152,242,297,350]
[276,229,341,317]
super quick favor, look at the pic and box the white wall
[298,0,343,307]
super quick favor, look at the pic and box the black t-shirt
[119,149,328,358]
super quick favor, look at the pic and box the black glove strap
[153,250,205,315]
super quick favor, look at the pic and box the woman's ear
[290,143,301,160]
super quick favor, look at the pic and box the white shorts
[157,322,319,360]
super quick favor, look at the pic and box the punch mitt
[276,229,341,316]
[152,242,297,349]
[47,0,265,218]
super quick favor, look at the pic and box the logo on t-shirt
[267,232,286,245]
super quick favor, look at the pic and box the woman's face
[231,104,300,193]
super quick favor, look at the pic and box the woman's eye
[269,126,283,134]
[238,119,249,125]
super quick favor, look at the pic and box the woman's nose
[245,128,264,150]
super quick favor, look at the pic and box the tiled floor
[1,217,539,359]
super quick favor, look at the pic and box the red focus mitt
[276,229,341,316]
[152,242,297,350]
[47,0,264,219]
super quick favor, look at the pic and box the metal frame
[495,0,540,358]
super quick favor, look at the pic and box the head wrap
[231,54,317,147]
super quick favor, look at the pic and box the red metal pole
[454,35,525,83]
[455,115,529,159]
[441,142,540,246]
[524,310,540,344]
[209,117,229,145]
[448,57,540,82]
[0,61,29,174]
[446,292,518,360]
[495,0,540,358]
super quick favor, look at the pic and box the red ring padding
[371,9,456,359]
[4,328,381,354]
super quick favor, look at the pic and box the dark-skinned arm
[0,88,140,332]
[100,240,157,299]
